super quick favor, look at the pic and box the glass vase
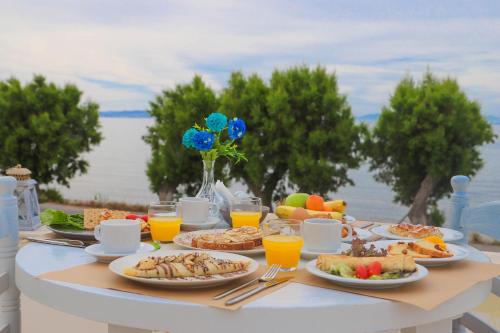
[196,159,217,202]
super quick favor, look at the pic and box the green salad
[40,209,84,230]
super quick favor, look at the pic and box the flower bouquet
[182,113,247,202]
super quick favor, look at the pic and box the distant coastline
[99,110,500,124]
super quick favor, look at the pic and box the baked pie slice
[123,252,250,278]
[389,224,443,239]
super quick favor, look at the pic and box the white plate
[306,259,428,289]
[173,229,265,255]
[85,243,155,263]
[180,216,222,231]
[109,249,259,288]
[344,215,356,224]
[48,226,151,241]
[370,224,464,242]
[342,227,373,243]
[370,240,470,267]
[301,243,351,260]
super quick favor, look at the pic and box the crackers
[83,208,130,230]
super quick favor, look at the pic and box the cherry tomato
[368,261,382,277]
[355,265,369,279]
[140,215,149,222]
[125,214,138,220]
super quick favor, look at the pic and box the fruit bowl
[219,205,270,227]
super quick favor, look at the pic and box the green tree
[0,75,102,186]
[144,76,226,200]
[220,66,367,206]
[368,72,495,225]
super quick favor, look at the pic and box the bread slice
[409,240,453,258]
[191,227,263,251]
[388,242,431,258]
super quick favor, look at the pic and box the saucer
[85,243,155,263]
[301,243,351,260]
[180,216,221,231]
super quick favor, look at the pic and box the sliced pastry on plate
[389,223,443,239]
[191,226,263,250]
[123,252,250,278]
[388,237,453,258]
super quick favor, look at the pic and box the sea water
[55,118,500,222]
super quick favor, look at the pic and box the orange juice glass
[148,201,181,242]
[262,219,303,271]
[230,211,262,228]
[231,197,262,228]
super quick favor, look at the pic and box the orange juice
[149,216,182,242]
[230,211,261,228]
[263,235,304,269]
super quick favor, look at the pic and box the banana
[275,205,344,220]
[323,199,347,213]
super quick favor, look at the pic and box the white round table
[15,242,492,333]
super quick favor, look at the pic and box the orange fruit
[306,194,325,211]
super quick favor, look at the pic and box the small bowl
[220,205,270,227]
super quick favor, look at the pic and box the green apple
[284,193,310,208]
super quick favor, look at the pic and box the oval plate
[306,259,428,289]
[370,225,463,242]
[370,240,470,267]
[109,249,259,289]
[173,229,265,255]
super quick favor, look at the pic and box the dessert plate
[173,229,265,255]
[301,243,351,260]
[306,259,428,289]
[85,243,156,263]
[109,249,259,288]
[370,240,470,267]
[370,225,463,242]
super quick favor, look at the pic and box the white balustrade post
[448,175,470,245]
[0,176,20,333]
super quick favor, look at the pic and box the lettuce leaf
[40,209,84,230]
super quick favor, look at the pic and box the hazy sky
[1,0,500,115]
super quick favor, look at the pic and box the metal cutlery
[225,277,292,306]
[213,263,281,300]
[25,237,86,248]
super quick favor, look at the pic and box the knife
[225,277,292,306]
[25,237,86,248]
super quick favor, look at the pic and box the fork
[213,264,281,300]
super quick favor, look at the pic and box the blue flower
[206,112,227,132]
[228,118,246,140]
[192,131,215,151]
[182,128,198,148]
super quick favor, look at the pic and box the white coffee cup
[94,219,141,254]
[302,218,353,253]
[179,197,218,224]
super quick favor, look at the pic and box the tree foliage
[144,76,227,200]
[0,75,102,186]
[220,66,367,206]
[368,72,495,225]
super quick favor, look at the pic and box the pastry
[317,254,416,273]
[123,252,250,278]
[388,238,453,258]
[191,227,263,251]
[389,224,443,239]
